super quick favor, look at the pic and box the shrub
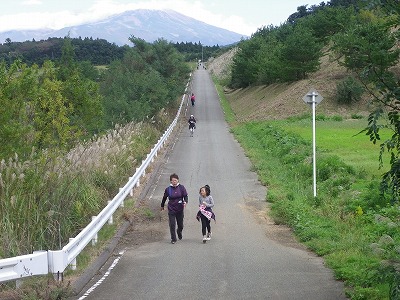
[316,114,328,121]
[336,76,364,104]
[351,114,364,119]
[332,115,343,121]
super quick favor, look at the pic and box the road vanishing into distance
[75,65,347,300]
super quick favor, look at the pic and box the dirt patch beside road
[115,201,165,251]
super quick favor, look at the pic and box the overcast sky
[0,0,325,36]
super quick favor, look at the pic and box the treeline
[173,41,226,62]
[230,0,400,200]
[0,36,190,160]
[0,37,225,66]
[0,37,127,66]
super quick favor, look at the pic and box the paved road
[76,66,347,299]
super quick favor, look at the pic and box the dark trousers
[200,214,211,236]
[168,210,184,241]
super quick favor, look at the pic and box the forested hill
[0,37,126,66]
[0,37,224,66]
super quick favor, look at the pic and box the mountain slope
[0,9,246,46]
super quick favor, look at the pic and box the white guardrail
[0,79,191,284]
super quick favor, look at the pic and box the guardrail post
[48,250,66,281]
[69,238,77,270]
[141,160,146,177]
[136,168,140,187]
[16,279,22,288]
[53,271,63,282]
[91,216,98,246]
[107,200,114,224]
[129,177,134,196]
[118,188,125,207]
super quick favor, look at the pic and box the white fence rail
[0,79,190,284]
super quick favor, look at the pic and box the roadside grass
[214,78,235,124]
[216,82,400,300]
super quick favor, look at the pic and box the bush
[332,115,343,121]
[351,114,364,119]
[336,76,364,104]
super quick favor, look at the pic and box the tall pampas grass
[0,120,162,258]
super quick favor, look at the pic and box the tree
[296,6,357,41]
[287,5,311,24]
[280,25,322,81]
[253,26,284,85]
[34,61,75,149]
[332,17,400,203]
[58,37,76,81]
[57,37,104,136]
[0,60,36,158]
[231,37,263,87]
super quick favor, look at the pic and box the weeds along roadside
[215,81,400,300]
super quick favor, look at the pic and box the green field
[270,118,390,178]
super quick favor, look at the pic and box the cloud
[21,0,43,5]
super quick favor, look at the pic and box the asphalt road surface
[76,65,347,300]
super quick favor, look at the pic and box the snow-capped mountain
[0,9,246,46]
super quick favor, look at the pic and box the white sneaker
[203,235,207,243]
[206,232,212,240]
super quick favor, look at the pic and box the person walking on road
[188,114,196,137]
[196,185,215,243]
[190,93,196,106]
[161,173,188,244]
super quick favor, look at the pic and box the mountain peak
[0,9,246,46]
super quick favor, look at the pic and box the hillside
[207,49,373,122]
